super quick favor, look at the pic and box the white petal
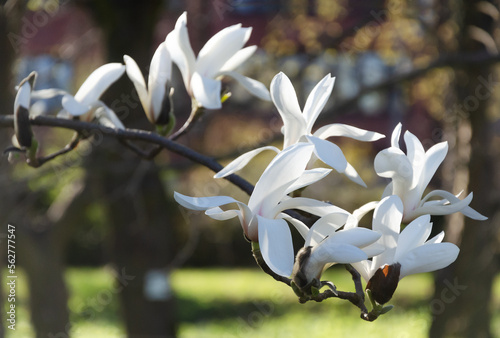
[165,12,196,92]
[280,214,309,240]
[285,167,332,194]
[311,240,367,265]
[272,197,349,220]
[257,216,294,277]
[205,207,240,220]
[426,231,445,244]
[305,212,350,246]
[327,228,381,248]
[420,191,486,220]
[191,72,222,109]
[372,196,403,269]
[418,141,448,195]
[174,191,240,211]
[394,214,432,261]
[403,131,426,189]
[313,123,385,142]
[219,71,271,101]
[306,135,348,174]
[196,25,252,78]
[391,123,402,148]
[62,94,89,116]
[248,143,313,217]
[374,147,413,198]
[214,146,280,178]
[411,190,477,219]
[302,74,335,133]
[270,72,307,148]
[352,201,378,223]
[124,55,149,113]
[94,103,124,129]
[351,260,373,282]
[344,162,367,187]
[398,242,459,278]
[148,42,171,122]
[220,45,257,72]
[74,63,125,105]
[31,88,67,100]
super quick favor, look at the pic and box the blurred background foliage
[0,0,499,337]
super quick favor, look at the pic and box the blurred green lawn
[3,267,500,337]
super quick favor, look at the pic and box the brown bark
[430,1,499,337]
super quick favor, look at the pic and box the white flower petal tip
[213,146,279,179]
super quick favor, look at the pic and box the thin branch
[0,114,255,196]
[169,105,204,141]
[34,132,81,167]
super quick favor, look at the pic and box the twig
[0,114,255,196]
[169,105,204,141]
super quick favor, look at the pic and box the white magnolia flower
[165,11,270,109]
[352,195,459,304]
[124,42,172,124]
[215,72,384,187]
[375,123,486,223]
[59,63,126,128]
[291,212,381,289]
[174,143,349,277]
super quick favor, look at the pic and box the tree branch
[0,114,255,195]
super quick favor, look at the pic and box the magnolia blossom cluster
[12,12,487,312]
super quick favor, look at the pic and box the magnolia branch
[0,114,255,195]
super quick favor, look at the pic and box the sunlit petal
[270,72,306,147]
[272,197,349,220]
[196,25,251,78]
[313,123,385,142]
[302,74,335,133]
[403,131,426,189]
[306,135,348,174]
[326,228,381,248]
[148,42,171,122]
[191,72,222,109]
[214,146,280,179]
[74,63,125,105]
[279,214,309,240]
[62,94,89,116]
[372,196,403,269]
[311,241,368,265]
[257,216,294,277]
[305,212,350,246]
[394,214,432,261]
[123,55,149,113]
[418,141,448,195]
[174,191,240,211]
[398,243,459,278]
[391,123,402,148]
[248,143,313,217]
[220,45,257,72]
[219,71,271,101]
[285,168,332,194]
[165,12,196,91]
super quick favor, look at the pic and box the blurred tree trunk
[430,1,499,337]
[78,1,178,336]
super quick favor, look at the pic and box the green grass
[3,267,499,337]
